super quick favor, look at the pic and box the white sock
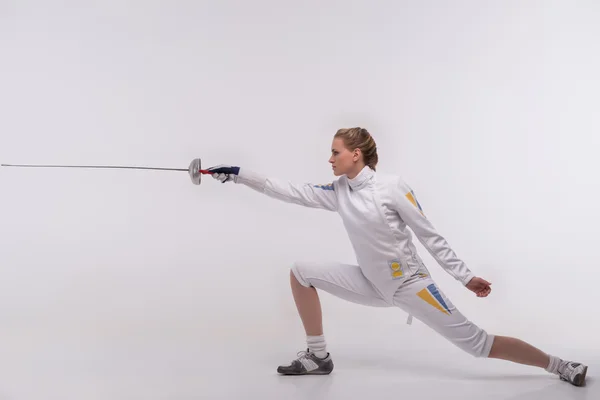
[545,355,566,375]
[307,335,327,359]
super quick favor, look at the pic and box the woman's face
[329,137,360,177]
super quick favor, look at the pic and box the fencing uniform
[234,165,494,358]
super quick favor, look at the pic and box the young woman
[199,127,588,387]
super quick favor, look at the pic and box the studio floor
[0,321,595,400]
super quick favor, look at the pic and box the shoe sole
[277,369,333,376]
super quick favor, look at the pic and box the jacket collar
[347,165,375,190]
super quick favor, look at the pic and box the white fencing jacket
[234,165,474,302]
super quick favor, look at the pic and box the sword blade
[1,163,188,172]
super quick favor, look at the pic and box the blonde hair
[334,127,378,171]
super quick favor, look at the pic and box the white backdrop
[1,1,599,393]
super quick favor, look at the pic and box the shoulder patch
[405,189,425,216]
[313,183,334,191]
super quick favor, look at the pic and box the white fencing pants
[291,261,495,358]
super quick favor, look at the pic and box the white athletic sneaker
[559,361,588,387]
[277,349,334,375]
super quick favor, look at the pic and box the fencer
[196,127,588,387]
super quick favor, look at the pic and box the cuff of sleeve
[461,272,475,286]
[235,168,267,188]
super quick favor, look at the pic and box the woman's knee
[413,308,495,358]
[456,329,495,358]
[290,262,312,288]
